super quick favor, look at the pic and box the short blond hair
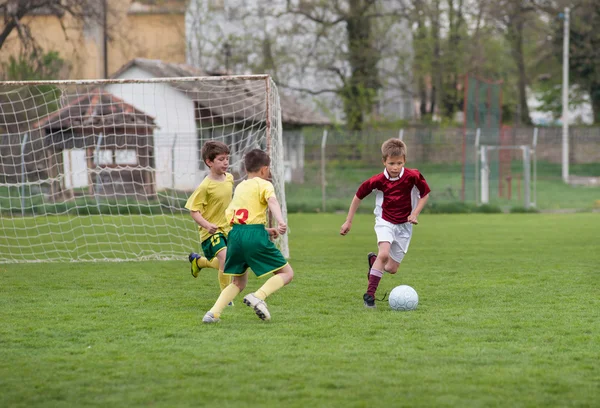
[381,138,407,160]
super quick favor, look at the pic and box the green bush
[510,206,540,213]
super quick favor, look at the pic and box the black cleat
[363,293,376,308]
[367,252,377,279]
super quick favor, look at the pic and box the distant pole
[20,132,29,217]
[321,129,328,212]
[103,0,108,78]
[561,7,570,183]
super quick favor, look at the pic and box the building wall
[106,66,200,191]
[0,0,186,79]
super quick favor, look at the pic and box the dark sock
[367,274,381,297]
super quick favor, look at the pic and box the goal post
[476,128,538,209]
[462,75,502,203]
[0,75,289,263]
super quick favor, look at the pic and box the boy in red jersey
[340,138,430,308]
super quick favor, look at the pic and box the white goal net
[0,75,288,263]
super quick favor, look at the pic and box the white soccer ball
[389,285,419,311]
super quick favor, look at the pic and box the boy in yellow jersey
[185,141,233,295]
[202,149,294,323]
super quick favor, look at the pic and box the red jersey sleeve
[414,171,431,197]
[355,174,381,200]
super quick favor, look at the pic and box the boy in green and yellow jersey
[185,141,233,294]
[202,149,294,323]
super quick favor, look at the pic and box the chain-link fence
[285,126,600,213]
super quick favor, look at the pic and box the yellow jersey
[185,173,234,242]
[226,177,275,226]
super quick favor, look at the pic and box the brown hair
[202,141,230,165]
[244,149,270,173]
[381,138,407,160]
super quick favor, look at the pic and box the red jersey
[355,168,431,224]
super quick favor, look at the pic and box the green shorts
[201,232,227,260]
[224,224,288,278]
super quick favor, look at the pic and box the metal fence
[289,126,600,212]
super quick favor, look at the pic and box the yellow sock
[255,274,285,300]
[218,270,231,291]
[209,283,240,318]
[197,257,220,269]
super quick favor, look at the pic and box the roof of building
[111,58,331,126]
[34,88,156,131]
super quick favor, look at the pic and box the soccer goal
[476,127,538,208]
[0,75,288,263]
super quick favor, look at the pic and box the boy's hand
[340,221,351,235]
[204,222,219,234]
[266,227,279,239]
[408,214,418,225]
[277,222,287,235]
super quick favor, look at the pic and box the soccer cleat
[202,311,220,324]
[188,252,201,278]
[243,293,271,321]
[367,252,377,279]
[363,293,376,308]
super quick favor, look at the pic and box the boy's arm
[340,195,362,235]
[267,196,287,235]
[407,193,429,225]
[190,210,219,234]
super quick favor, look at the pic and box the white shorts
[374,217,413,263]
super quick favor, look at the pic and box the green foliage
[1,50,65,81]
[510,206,540,213]
[1,214,599,406]
[422,202,503,214]
[0,50,65,132]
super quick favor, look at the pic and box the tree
[487,0,543,125]
[0,0,104,53]
[187,1,412,130]
[279,0,410,130]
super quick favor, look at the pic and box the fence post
[171,133,178,189]
[398,128,404,141]
[532,127,538,207]
[20,132,29,217]
[480,144,489,204]
[94,132,104,213]
[523,145,531,208]
[321,129,328,212]
[475,128,481,204]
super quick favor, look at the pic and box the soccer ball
[388,285,419,311]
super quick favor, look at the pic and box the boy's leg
[254,264,293,300]
[189,253,220,278]
[216,249,233,306]
[216,249,232,291]
[367,252,377,279]
[239,227,291,321]
[244,265,294,322]
[365,242,392,308]
[203,274,247,323]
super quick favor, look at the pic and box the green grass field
[1,213,599,407]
